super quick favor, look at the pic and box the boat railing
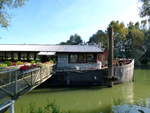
[113,59,134,82]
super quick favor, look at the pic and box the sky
[0,0,142,44]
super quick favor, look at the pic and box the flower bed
[0,61,54,72]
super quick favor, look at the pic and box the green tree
[139,0,150,64]
[108,21,128,58]
[140,0,150,28]
[127,28,144,48]
[125,22,145,64]
[109,21,128,39]
[60,34,83,45]
[141,29,150,64]
[88,30,108,48]
[140,0,150,18]
[0,0,26,28]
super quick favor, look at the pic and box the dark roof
[0,44,103,53]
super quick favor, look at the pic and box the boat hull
[44,60,134,87]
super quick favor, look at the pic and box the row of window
[69,54,97,63]
[0,52,40,61]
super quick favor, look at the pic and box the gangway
[0,63,55,113]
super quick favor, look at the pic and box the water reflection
[113,83,134,104]
[146,99,150,108]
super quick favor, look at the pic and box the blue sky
[0,0,141,44]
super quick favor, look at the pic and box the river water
[15,69,150,113]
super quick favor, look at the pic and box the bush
[36,62,43,67]
[0,64,8,68]
[4,61,12,66]
[20,65,30,71]
[30,60,36,64]
[49,60,54,64]
[16,61,23,65]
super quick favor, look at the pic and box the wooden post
[18,52,21,61]
[4,52,6,60]
[34,53,37,61]
[11,52,13,61]
[27,52,30,61]
[107,26,114,87]
[15,72,17,96]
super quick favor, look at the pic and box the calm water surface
[15,69,150,113]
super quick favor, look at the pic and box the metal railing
[0,64,55,113]
[0,64,54,100]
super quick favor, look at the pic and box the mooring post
[108,26,114,87]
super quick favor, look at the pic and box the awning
[38,52,56,56]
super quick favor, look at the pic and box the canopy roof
[0,44,103,53]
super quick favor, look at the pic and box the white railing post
[15,72,18,95]
[9,100,15,113]
[0,100,15,113]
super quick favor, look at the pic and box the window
[21,53,27,60]
[36,54,40,61]
[13,52,18,60]
[6,52,11,60]
[78,54,85,63]
[69,53,96,63]
[0,52,5,60]
[29,53,34,60]
[87,54,96,63]
[69,54,78,63]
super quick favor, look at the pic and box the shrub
[36,62,43,67]
[31,64,37,68]
[0,64,8,68]
[12,62,17,66]
[31,60,36,64]
[20,65,30,71]
[49,60,54,64]
[16,61,23,65]
[4,61,12,66]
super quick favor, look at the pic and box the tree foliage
[60,34,83,45]
[88,30,108,48]
[109,21,128,39]
[140,0,150,29]
[140,0,150,18]
[0,0,26,28]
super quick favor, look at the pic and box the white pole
[9,100,15,113]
